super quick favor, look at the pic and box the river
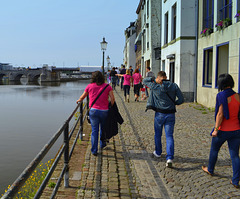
[0,79,89,194]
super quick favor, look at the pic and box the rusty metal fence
[2,96,89,199]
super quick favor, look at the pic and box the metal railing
[2,96,89,199]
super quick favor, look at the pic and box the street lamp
[100,37,108,78]
[106,55,110,70]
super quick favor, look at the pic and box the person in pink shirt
[132,68,142,102]
[116,69,132,102]
[76,71,115,156]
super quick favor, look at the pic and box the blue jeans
[154,112,175,160]
[89,109,108,154]
[208,130,240,185]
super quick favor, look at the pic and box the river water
[0,79,89,194]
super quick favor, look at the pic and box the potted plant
[223,18,232,28]
[235,11,240,21]
[201,28,213,37]
[215,20,223,31]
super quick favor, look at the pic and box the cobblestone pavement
[77,86,240,199]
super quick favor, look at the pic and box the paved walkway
[76,86,240,199]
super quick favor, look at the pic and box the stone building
[161,0,197,102]
[135,0,161,77]
[197,0,240,107]
[123,22,136,69]
[135,0,143,71]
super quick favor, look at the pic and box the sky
[0,0,139,68]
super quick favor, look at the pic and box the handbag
[87,84,109,124]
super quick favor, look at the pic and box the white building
[138,0,161,77]
[161,0,197,102]
[123,22,136,68]
[197,0,240,107]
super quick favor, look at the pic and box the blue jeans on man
[154,112,175,160]
[89,109,108,154]
[208,130,240,185]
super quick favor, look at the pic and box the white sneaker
[166,159,173,168]
[152,151,161,158]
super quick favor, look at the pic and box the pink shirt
[132,73,142,85]
[85,83,113,110]
[123,74,132,86]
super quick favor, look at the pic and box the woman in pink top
[76,71,115,156]
[117,69,132,102]
[132,68,142,102]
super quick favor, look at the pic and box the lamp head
[100,37,108,51]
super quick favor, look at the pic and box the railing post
[64,122,69,188]
[80,102,83,140]
[87,95,89,110]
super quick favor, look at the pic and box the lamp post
[106,55,110,71]
[100,37,108,79]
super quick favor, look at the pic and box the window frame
[172,3,177,40]
[218,0,233,21]
[237,0,240,22]
[203,0,214,29]
[165,12,169,45]
[203,47,213,88]
[215,42,229,88]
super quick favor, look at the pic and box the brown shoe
[230,181,240,188]
[202,166,213,176]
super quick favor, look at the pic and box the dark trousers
[123,85,130,96]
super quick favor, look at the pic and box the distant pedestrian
[107,70,111,84]
[115,67,120,86]
[140,86,147,101]
[76,71,115,156]
[120,65,126,90]
[143,71,184,168]
[202,73,240,188]
[145,66,155,98]
[132,69,142,102]
[129,66,133,76]
[110,67,117,90]
[116,69,132,102]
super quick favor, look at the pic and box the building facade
[136,0,161,77]
[123,22,136,69]
[161,0,197,102]
[135,0,143,71]
[197,0,240,107]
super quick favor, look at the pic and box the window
[237,0,240,22]
[172,4,177,40]
[165,12,169,44]
[203,0,214,28]
[143,31,146,53]
[216,43,229,87]
[147,0,149,18]
[218,0,232,21]
[203,48,213,86]
[162,60,165,71]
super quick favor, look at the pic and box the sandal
[202,166,213,176]
[230,181,240,188]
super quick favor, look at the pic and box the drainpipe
[194,0,199,102]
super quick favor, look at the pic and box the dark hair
[91,71,105,85]
[134,69,139,73]
[147,66,151,70]
[157,71,166,77]
[217,73,234,91]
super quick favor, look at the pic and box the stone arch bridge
[0,68,61,82]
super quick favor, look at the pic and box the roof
[136,0,143,14]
